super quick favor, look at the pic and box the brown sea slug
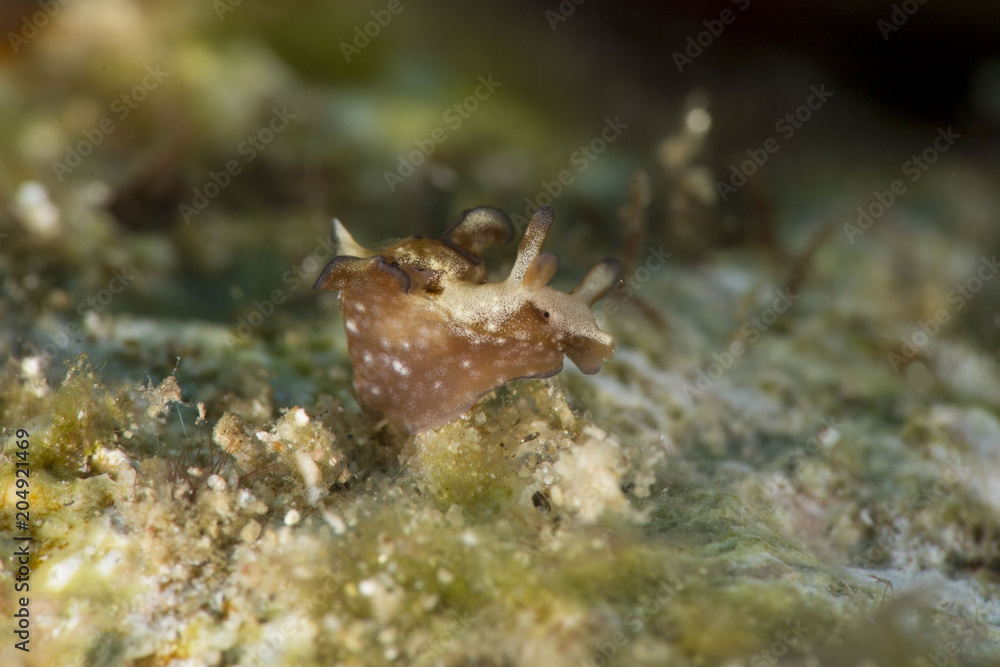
[314,206,622,434]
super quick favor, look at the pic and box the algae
[2,1,1000,666]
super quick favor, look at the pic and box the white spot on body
[345,319,358,333]
[392,359,410,376]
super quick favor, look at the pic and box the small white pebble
[294,408,310,426]
[47,556,82,591]
[358,579,378,597]
[549,485,564,506]
[284,509,301,526]
[206,474,227,492]
[14,181,61,239]
[95,549,123,577]
[295,451,321,488]
[322,510,347,535]
[240,520,262,542]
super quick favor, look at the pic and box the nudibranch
[313,206,623,434]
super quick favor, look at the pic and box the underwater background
[2,1,1000,665]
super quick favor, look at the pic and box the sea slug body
[314,206,622,434]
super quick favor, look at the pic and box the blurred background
[2,0,998,352]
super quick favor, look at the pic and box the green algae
[1,329,997,667]
[3,3,1000,666]
[6,238,1000,666]
[45,358,132,474]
